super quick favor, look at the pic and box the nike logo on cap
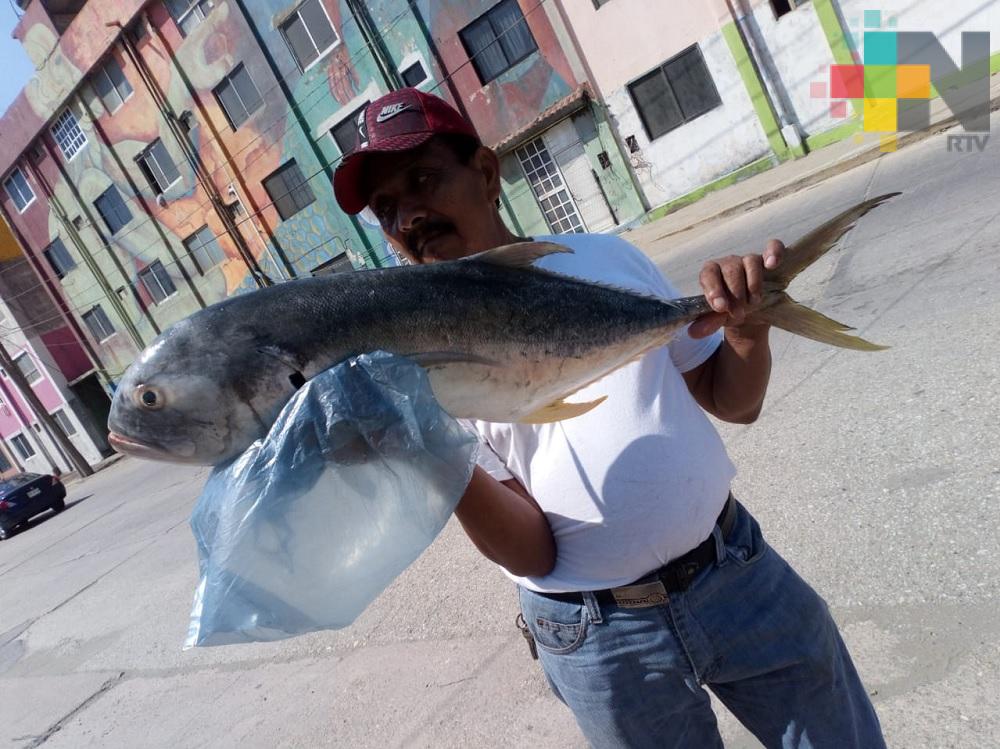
[375,103,411,123]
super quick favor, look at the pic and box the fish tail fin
[757,192,899,351]
[755,294,888,351]
[763,192,899,291]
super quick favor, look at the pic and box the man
[333,88,884,748]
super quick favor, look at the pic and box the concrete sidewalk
[624,71,1000,247]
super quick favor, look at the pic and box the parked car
[0,473,67,540]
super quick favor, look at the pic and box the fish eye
[135,385,165,410]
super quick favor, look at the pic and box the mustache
[406,220,455,258]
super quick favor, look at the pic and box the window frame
[3,167,35,213]
[400,60,428,88]
[93,185,133,235]
[213,63,264,131]
[11,434,35,460]
[182,225,226,274]
[51,409,78,436]
[136,139,182,195]
[82,305,116,342]
[138,260,178,305]
[13,353,42,386]
[626,44,722,142]
[458,0,538,85]
[93,56,134,114]
[279,0,341,73]
[329,102,369,155]
[51,108,88,161]
[165,0,216,36]
[262,160,316,221]
[43,237,76,279]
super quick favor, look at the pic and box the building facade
[0,219,111,477]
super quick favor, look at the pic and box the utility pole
[0,341,93,477]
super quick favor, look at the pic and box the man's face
[365,140,500,264]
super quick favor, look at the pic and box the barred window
[51,108,88,160]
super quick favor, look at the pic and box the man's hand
[689,240,785,339]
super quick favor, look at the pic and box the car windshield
[0,473,42,493]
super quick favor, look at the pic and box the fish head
[107,316,300,466]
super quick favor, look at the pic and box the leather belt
[537,493,737,609]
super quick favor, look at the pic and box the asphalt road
[1,116,998,748]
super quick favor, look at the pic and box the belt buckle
[610,580,669,609]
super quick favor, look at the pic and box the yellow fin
[756,295,889,351]
[518,395,608,424]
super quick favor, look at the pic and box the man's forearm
[686,325,772,424]
[454,467,556,577]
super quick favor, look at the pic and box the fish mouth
[108,431,177,461]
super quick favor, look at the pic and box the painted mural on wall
[1,0,595,384]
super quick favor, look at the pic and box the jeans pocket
[519,589,590,656]
[724,503,769,567]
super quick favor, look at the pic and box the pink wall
[0,361,65,439]
[41,328,92,382]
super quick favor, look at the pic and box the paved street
[2,115,998,748]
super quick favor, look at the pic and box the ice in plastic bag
[184,351,478,648]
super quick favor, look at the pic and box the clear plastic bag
[184,351,478,648]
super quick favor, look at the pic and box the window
[459,0,537,84]
[137,139,181,195]
[280,0,339,71]
[311,253,353,275]
[14,353,41,385]
[93,57,133,113]
[94,186,133,235]
[3,167,35,212]
[52,409,77,436]
[401,61,428,88]
[263,160,315,220]
[329,102,368,154]
[183,225,226,273]
[43,237,76,279]
[770,0,808,18]
[11,434,35,460]
[214,64,264,130]
[627,45,721,141]
[0,449,10,473]
[515,138,584,234]
[82,305,115,341]
[165,0,215,35]
[51,108,88,160]
[139,260,177,304]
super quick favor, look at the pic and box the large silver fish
[107,193,897,465]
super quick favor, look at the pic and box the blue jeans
[518,502,884,748]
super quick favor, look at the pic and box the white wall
[747,2,842,138]
[605,28,773,208]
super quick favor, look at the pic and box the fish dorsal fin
[517,395,608,424]
[468,241,573,268]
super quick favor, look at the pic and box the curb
[649,95,1000,243]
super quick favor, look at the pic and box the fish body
[108,194,898,465]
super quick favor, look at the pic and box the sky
[0,0,35,116]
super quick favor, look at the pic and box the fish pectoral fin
[467,241,573,268]
[518,395,608,424]
[407,351,501,369]
[256,345,304,370]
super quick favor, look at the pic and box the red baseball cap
[333,88,480,215]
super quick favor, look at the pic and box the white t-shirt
[470,233,736,593]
